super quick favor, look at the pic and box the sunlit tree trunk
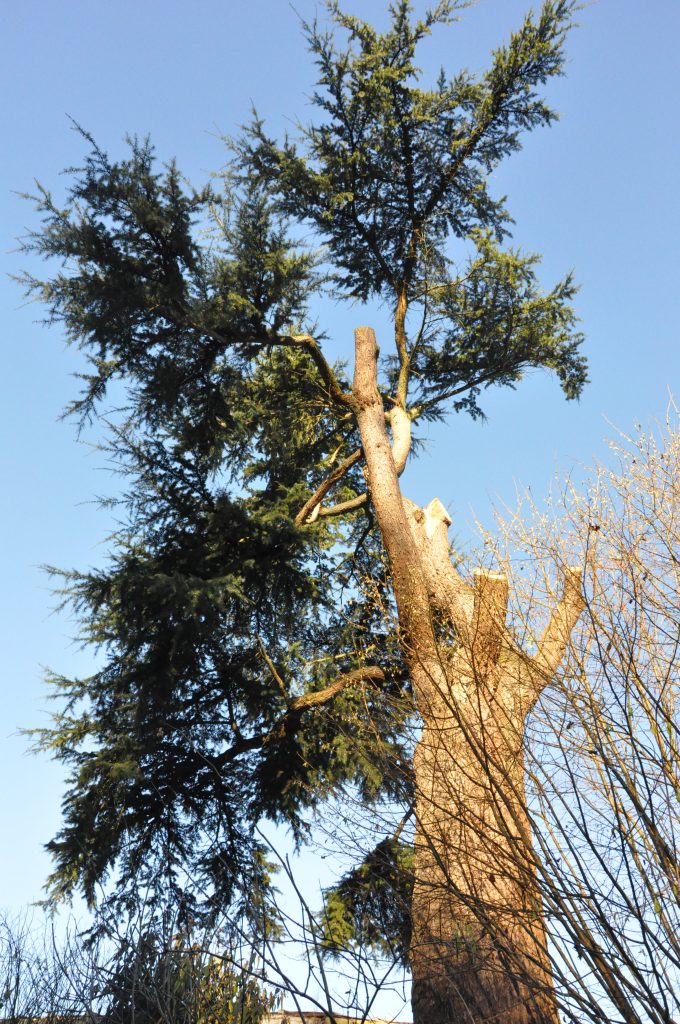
[352,327,584,1024]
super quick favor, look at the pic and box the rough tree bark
[350,327,585,1024]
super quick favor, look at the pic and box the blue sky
[1,0,678,999]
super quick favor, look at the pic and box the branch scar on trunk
[471,568,510,676]
[404,496,474,633]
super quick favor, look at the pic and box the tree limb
[518,565,586,711]
[215,665,386,768]
[277,332,352,408]
[297,406,413,524]
[257,635,288,699]
[287,665,386,713]
[188,323,352,409]
[318,493,369,518]
[534,566,586,681]
[294,448,362,526]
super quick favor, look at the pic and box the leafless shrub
[488,419,680,1023]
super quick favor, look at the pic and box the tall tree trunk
[408,655,559,1024]
[351,328,585,1024]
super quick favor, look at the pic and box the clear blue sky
[1,0,678,986]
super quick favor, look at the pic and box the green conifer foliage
[22,0,584,1004]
